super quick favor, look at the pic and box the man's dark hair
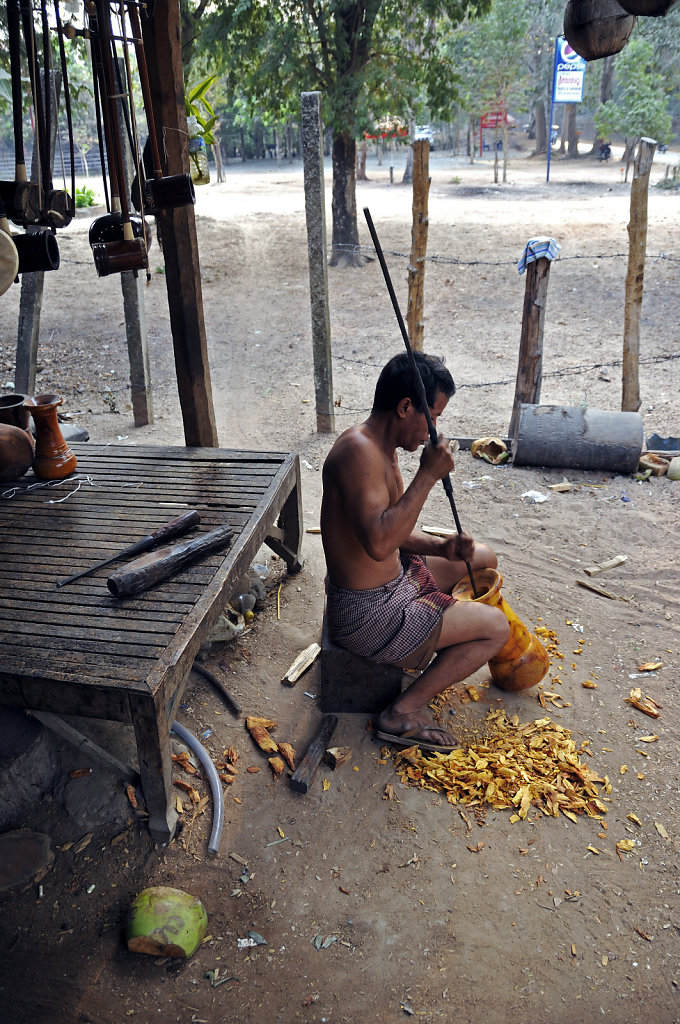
[372,352,455,413]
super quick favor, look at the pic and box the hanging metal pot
[564,0,636,61]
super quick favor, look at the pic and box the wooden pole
[15,70,61,396]
[116,59,153,427]
[406,139,430,351]
[622,137,656,413]
[509,255,551,439]
[140,0,218,446]
[301,90,334,434]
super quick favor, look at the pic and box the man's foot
[375,708,458,753]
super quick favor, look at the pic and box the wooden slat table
[0,443,302,842]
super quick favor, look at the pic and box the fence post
[622,137,656,413]
[301,90,334,434]
[509,239,560,439]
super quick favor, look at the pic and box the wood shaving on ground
[392,709,610,822]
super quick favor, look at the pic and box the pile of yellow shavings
[393,709,610,823]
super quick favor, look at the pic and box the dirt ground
[1,144,679,1024]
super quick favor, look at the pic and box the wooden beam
[407,139,430,352]
[141,0,218,446]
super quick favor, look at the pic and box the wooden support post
[509,255,551,439]
[15,71,61,397]
[116,59,153,427]
[622,137,656,413]
[406,139,430,352]
[140,0,218,446]
[301,91,334,434]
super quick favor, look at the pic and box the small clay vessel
[0,393,31,432]
[25,393,77,480]
[452,568,550,692]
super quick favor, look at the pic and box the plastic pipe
[171,719,224,857]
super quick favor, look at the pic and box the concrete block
[320,612,406,714]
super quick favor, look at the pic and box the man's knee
[489,606,510,653]
[472,543,497,571]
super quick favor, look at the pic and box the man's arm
[400,528,475,563]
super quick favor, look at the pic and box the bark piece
[281,642,321,685]
[325,746,353,769]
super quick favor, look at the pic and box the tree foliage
[594,36,673,150]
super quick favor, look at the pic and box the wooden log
[325,745,352,769]
[512,404,643,473]
[107,525,233,598]
[623,137,657,412]
[290,714,338,793]
[509,256,551,439]
[406,139,431,352]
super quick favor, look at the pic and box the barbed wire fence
[30,238,680,412]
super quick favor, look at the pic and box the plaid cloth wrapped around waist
[325,553,456,665]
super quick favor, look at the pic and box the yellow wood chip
[639,735,658,743]
[587,845,600,854]
[616,839,636,852]
[322,778,330,791]
[655,822,669,839]
[627,813,642,827]
[582,680,598,689]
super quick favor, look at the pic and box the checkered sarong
[326,554,456,665]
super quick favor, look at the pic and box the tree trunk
[330,129,365,267]
[534,101,546,154]
[402,120,415,183]
[567,103,579,158]
[590,55,615,156]
[357,137,368,181]
[407,140,430,351]
[467,116,475,164]
[622,138,657,412]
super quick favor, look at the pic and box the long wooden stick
[363,207,477,596]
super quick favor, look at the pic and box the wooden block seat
[320,608,408,714]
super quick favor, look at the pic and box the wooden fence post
[509,252,553,439]
[407,139,430,352]
[301,90,334,434]
[622,137,656,413]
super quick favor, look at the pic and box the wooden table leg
[129,692,177,844]
[266,458,304,573]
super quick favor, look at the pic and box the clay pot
[564,0,636,61]
[0,421,35,482]
[24,394,77,480]
[0,393,31,432]
[451,568,550,692]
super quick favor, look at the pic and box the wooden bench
[0,443,302,842]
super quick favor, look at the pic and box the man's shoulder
[324,425,383,477]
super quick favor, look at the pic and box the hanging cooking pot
[88,0,148,277]
[127,2,195,214]
[88,210,148,246]
[616,0,676,12]
[13,228,60,274]
[563,0,636,61]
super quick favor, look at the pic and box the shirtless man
[321,351,510,750]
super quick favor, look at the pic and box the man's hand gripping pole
[363,207,478,598]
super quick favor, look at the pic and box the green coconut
[125,886,207,958]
